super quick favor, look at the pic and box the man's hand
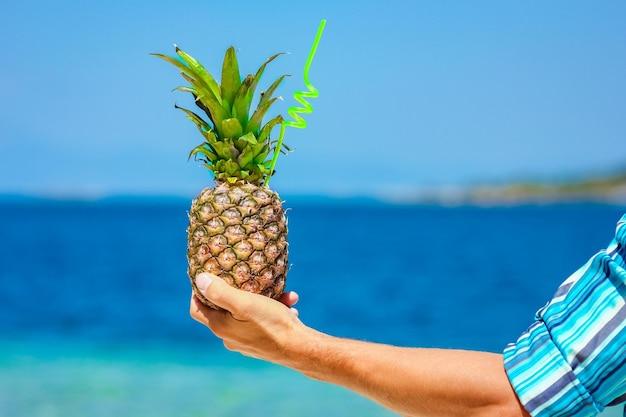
[189,273,308,364]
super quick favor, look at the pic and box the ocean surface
[0,197,624,417]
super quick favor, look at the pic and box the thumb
[195,273,245,312]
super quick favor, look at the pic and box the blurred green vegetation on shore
[469,170,626,205]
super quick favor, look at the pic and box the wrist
[278,324,335,378]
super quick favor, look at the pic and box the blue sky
[1,0,625,199]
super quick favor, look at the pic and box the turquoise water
[1,338,621,417]
[1,199,624,416]
[0,339,394,417]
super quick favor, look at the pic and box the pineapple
[152,45,290,309]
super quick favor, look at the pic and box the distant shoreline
[448,172,626,206]
[2,172,625,207]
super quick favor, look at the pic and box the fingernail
[195,273,213,293]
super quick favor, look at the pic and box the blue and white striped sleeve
[503,213,626,417]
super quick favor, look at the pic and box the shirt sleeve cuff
[504,320,601,417]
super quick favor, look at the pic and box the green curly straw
[264,19,326,187]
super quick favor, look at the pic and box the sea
[0,197,624,417]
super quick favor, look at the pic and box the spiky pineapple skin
[187,182,288,308]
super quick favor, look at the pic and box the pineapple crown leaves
[151,45,290,184]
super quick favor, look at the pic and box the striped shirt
[504,213,626,417]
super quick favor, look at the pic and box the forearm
[280,327,528,417]
[191,276,529,417]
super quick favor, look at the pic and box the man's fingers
[195,272,255,316]
[279,291,299,308]
[190,293,237,340]
[195,273,232,311]
[189,293,214,325]
[194,273,299,323]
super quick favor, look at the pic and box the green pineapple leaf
[177,71,223,114]
[174,46,222,104]
[253,152,269,165]
[231,75,255,129]
[221,47,241,115]
[257,115,284,144]
[211,141,238,160]
[232,53,285,130]
[221,118,243,139]
[174,104,217,142]
[189,143,217,163]
[221,160,240,176]
[236,145,255,168]
[259,75,289,108]
[234,132,258,152]
[246,97,280,136]
[239,132,258,144]
[251,143,270,163]
[251,52,285,94]
[175,83,228,136]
